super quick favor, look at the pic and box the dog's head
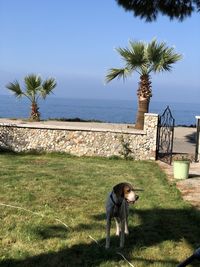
[113,182,139,204]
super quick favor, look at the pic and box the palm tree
[6,74,57,121]
[106,39,182,129]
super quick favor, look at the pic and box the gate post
[195,116,200,162]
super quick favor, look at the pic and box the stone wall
[0,113,158,160]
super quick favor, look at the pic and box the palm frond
[41,78,57,99]
[147,39,165,63]
[105,39,181,84]
[116,41,147,70]
[6,81,23,98]
[129,40,145,56]
[24,74,42,96]
[116,47,133,62]
[105,68,130,83]
[147,39,182,73]
[155,49,182,72]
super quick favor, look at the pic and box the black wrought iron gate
[156,106,175,164]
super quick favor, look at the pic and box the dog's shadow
[1,207,200,267]
[35,225,68,239]
[93,208,200,247]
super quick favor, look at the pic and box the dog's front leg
[125,203,129,235]
[105,216,111,249]
[120,219,125,248]
[125,216,129,235]
[114,217,121,236]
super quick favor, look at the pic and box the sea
[0,95,199,126]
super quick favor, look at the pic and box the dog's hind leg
[105,216,111,249]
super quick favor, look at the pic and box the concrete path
[158,126,200,209]
[173,127,196,155]
[158,161,200,210]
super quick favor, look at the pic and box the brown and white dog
[105,182,139,249]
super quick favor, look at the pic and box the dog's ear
[113,183,124,198]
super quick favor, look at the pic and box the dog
[105,182,139,249]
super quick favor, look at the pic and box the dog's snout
[135,195,139,201]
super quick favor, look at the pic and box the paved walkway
[173,126,196,155]
[158,161,200,210]
[157,161,200,209]
[158,126,200,209]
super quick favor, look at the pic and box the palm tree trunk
[135,74,152,129]
[30,102,40,121]
[135,98,149,129]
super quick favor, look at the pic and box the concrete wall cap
[144,113,158,117]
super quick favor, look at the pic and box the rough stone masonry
[0,113,158,160]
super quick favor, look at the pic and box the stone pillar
[144,113,159,160]
[195,116,200,162]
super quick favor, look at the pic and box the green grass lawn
[0,153,200,267]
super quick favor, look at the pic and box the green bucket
[173,160,190,179]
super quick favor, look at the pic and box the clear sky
[0,0,200,103]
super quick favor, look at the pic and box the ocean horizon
[0,95,199,126]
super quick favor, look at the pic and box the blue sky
[0,0,200,103]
